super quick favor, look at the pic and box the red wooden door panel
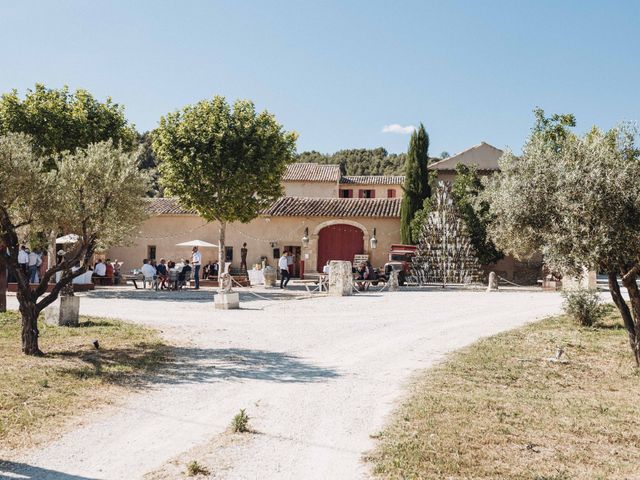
[317,224,364,271]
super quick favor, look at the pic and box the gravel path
[1,287,563,479]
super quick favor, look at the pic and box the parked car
[384,244,417,286]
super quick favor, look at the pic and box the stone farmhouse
[106,141,539,281]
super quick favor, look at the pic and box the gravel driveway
[1,287,563,479]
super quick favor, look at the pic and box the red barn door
[317,224,364,271]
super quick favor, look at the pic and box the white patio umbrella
[175,240,218,248]
[56,234,80,244]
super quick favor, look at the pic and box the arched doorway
[317,224,364,270]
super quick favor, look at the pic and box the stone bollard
[486,271,498,292]
[388,270,399,292]
[263,266,276,288]
[214,291,240,309]
[44,295,80,327]
[328,261,353,296]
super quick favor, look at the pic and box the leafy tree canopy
[154,96,297,224]
[0,84,137,165]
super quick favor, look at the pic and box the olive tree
[0,134,149,355]
[153,96,297,282]
[484,124,640,364]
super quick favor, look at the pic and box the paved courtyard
[2,287,563,479]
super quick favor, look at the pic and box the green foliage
[562,289,605,327]
[55,141,151,249]
[532,107,576,150]
[136,131,162,197]
[154,96,297,224]
[0,84,137,166]
[400,124,430,244]
[231,408,251,433]
[296,147,407,175]
[186,460,210,476]
[484,122,640,275]
[451,164,503,265]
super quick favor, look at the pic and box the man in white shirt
[278,251,290,289]
[191,246,201,289]
[17,245,29,277]
[140,259,156,278]
[94,259,107,277]
[27,249,42,284]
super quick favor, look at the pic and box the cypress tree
[400,123,430,244]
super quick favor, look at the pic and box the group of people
[17,245,44,284]
[92,258,120,284]
[137,246,220,290]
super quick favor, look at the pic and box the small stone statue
[219,272,233,293]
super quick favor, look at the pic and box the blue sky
[1,1,638,156]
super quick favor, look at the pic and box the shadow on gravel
[0,461,99,480]
[156,347,341,384]
[83,287,312,303]
[50,344,340,388]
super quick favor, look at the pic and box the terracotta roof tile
[340,175,405,185]
[148,196,401,218]
[146,198,194,215]
[262,197,401,218]
[283,163,341,182]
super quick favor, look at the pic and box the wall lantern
[302,227,310,248]
[370,227,378,250]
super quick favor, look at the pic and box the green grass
[0,311,169,449]
[368,306,640,479]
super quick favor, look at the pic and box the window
[387,189,396,198]
[273,248,280,259]
[147,245,156,260]
[339,189,353,198]
[358,189,375,198]
[225,246,233,262]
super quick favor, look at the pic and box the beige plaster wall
[106,215,401,274]
[283,181,338,198]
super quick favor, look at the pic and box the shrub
[231,408,250,433]
[186,460,210,477]
[562,288,605,326]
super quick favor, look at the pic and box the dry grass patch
[0,310,169,449]
[368,307,640,479]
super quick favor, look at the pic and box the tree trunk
[218,221,226,292]
[619,271,640,366]
[17,290,41,356]
[0,246,6,313]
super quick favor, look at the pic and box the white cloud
[381,124,416,134]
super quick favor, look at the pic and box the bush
[186,460,210,477]
[562,288,605,326]
[231,408,251,433]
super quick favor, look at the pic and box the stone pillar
[44,296,80,327]
[214,291,240,309]
[263,266,276,288]
[328,261,353,296]
[388,270,399,292]
[486,271,498,292]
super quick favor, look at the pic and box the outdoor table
[122,273,143,289]
[247,268,264,286]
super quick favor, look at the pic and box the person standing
[240,243,248,272]
[28,249,42,284]
[191,246,201,289]
[17,245,28,277]
[279,251,290,289]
